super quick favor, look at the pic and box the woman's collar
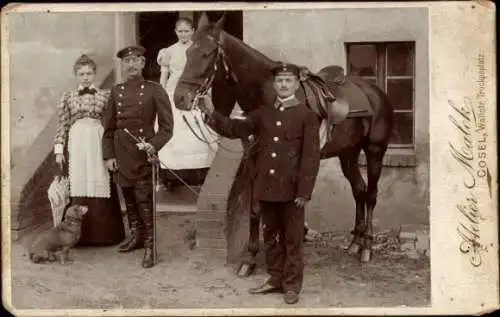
[77,83,97,91]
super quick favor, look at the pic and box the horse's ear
[197,12,210,30]
[213,13,226,32]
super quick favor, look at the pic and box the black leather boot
[135,179,155,268]
[141,207,155,268]
[119,188,144,253]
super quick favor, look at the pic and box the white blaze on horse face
[273,74,300,99]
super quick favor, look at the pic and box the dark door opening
[136,11,243,212]
[137,11,179,82]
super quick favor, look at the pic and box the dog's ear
[80,206,89,215]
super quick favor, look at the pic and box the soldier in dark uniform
[198,62,321,304]
[102,45,174,268]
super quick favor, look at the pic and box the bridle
[178,32,255,155]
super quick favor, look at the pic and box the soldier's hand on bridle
[196,94,214,116]
[106,158,118,171]
[294,197,309,208]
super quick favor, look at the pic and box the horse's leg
[339,150,367,256]
[360,143,386,262]
[237,196,261,277]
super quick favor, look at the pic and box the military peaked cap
[116,45,146,59]
[271,62,300,77]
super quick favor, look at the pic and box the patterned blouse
[53,85,110,154]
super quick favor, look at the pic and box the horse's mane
[221,30,277,70]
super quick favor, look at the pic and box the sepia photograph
[1,2,497,315]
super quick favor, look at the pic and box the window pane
[390,112,414,145]
[387,42,414,76]
[387,79,413,111]
[347,44,377,76]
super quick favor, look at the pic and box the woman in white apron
[156,17,218,190]
[54,54,124,246]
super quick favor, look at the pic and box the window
[346,42,415,148]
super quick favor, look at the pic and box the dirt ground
[9,214,430,310]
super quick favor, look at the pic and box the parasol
[47,174,70,227]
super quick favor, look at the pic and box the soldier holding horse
[197,62,321,304]
[174,13,393,276]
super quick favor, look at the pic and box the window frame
[345,41,416,150]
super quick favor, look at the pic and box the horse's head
[174,12,228,111]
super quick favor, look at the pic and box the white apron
[156,42,219,170]
[67,118,110,198]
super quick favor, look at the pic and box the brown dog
[28,204,88,264]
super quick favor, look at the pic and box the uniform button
[118,102,122,106]
[139,92,144,96]
[269,169,275,174]
[139,101,142,105]
[273,136,279,142]
[276,121,282,126]
[119,93,123,97]
[271,152,277,158]
[280,107,284,112]
[141,84,145,89]
[120,86,124,90]
[139,128,143,133]
[117,111,121,114]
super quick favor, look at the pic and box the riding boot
[119,188,144,252]
[140,205,155,268]
[135,179,155,268]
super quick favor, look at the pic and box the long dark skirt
[69,183,125,247]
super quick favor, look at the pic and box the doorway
[136,10,243,213]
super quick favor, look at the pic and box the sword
[150,151,158,265]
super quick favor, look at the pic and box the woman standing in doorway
[54,54,125,246]
[156,17,218,190]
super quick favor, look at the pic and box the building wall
[243,8,429,231]
[9,12,136,239]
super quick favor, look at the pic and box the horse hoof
[360,249,371,263]
[237,263,255,278]
[347,243,361,255]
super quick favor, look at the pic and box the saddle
[298,66,374,140]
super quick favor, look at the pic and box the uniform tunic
[206,96,321,202]
[102,75,174,187]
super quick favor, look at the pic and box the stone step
[196,219,225,231]
[196,228,225,239]
[196,211,226,220]
[195,247,228,260]
[197,237,227,249]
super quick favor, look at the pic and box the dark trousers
[260,200,305,293]
[120,174,154,248]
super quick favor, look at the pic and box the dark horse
[174,13,394,276]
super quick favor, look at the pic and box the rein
[182,113,258,155]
